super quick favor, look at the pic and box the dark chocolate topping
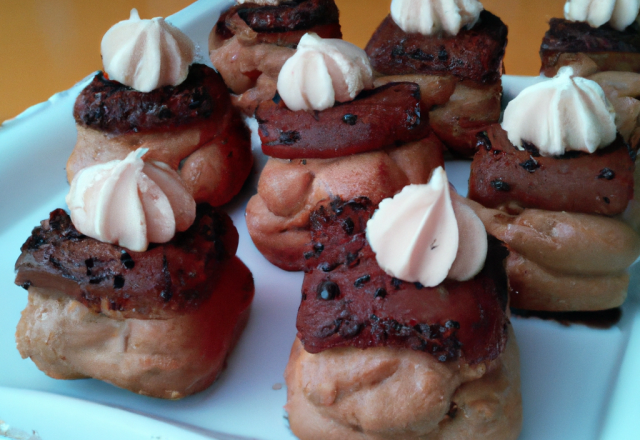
[74,64,231,136]
[365,10,508,84]
[256,82,430,159]
[469,125,635,216]
[541,18,640,55]
[237,0,339,33]
[15,205,238,319]
[215,0,341,43]
[296,197,509,365]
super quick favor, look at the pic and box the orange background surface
[0,0,565,123]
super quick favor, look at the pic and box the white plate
[0,1,639,439]
[0,387,240,440]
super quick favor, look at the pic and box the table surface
[0,0,564,123]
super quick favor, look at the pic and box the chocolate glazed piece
[256,83,431,159]
[296,197,509,365]
[469,124,635,216]
[74,64,232,136]
[540,19,640,75]
[365,10,508,84]
[236,0,339,34]
[541,18,640,54]
[214,0,342,46]
[15,205,238,320]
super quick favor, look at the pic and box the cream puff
[285,169,522,439]
[68,10,253,207]
[468,68,640,311]
[541,0,640,77]
[365,0,508,157]
[209,0,342,115]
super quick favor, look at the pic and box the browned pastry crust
[15,206,238,320]
[540,18,640,77]
[246,135,444,271]
[209,0,342,115]
[256,83,430,159]
[68,65,253,208]
[365,11,507,84]
[285,327,522,440]
[365,11,507,157]
[465,198,640,311]
[16,256,254,399]
[468,125,636,216]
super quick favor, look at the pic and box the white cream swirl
[66,148,196,252]
[390,0,484,36]
[502,67,617,156]
[366,167,487,287]
[277,33,374,112]
[101,9,195,93]
[564,0,640,32]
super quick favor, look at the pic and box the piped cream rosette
[502,66,617,157]
[277,33,374,112]
[367,167,487,287]
[101,9,195,92]
[564,0,640,32]
[66,148,196,252]
[390,0,484,36]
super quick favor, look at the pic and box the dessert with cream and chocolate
[540,0,640,77]
[246,33,445,271]
[539,1,640,143]
[365,0,508,157]
[285,168,522,440]
[539,1,640,224]
[209,0,342,115]
[15,150,254,399]
[68,10,253,208]
[468,67,640,312]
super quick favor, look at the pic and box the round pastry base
[16,257,254,399]
[284,326,522,440]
